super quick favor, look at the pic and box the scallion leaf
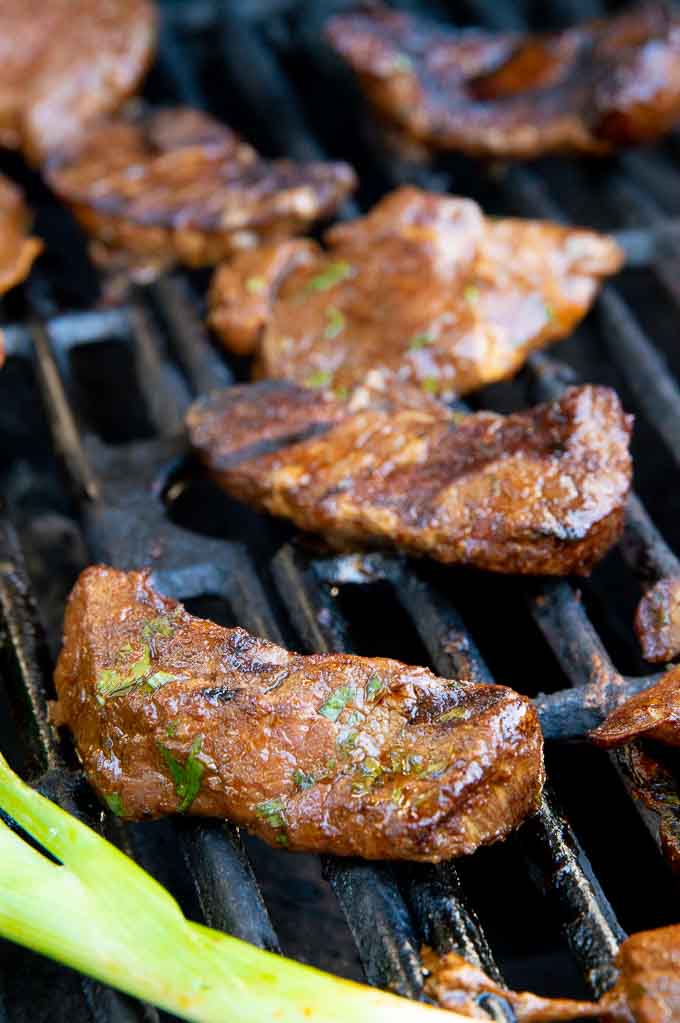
[0,752,462,1022]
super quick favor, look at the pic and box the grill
[1,0,680,1019]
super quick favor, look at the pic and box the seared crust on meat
[186,381,633,576]
[208,188,622,400]
[326,4,680,160]
[52,566,544,861]
[46,107,356,277]
[0,0,156,163]
[591,665,680,748]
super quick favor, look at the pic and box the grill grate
[1,1,680,1020]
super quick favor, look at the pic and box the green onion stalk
[0,753,464,1023]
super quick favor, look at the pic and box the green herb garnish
[337,729,358,751]
[146,671,185,690]
[438,707,466,723]
[142,610,181,643]
[318,685,354,721]
[254,797,287,831]
[158,737,204,813]
[103,793,125,817]
[292,769,315,790]
[360,757,382,779]
[464,285,480,305]
[421,376,439,395]
[324,306,345,339]
[366,675,384,701]
[165,720,178,738]
[305,261,353,293]
[334,386,350,400]
[246,275,266,295]
[304,370,332,389]
[408,332,433,350]
[96,647,151,701]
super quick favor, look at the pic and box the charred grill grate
[2,0,680,1019]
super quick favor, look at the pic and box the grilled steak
[0,175,43,367]
[208,188,622,401]
[591,665,680,748]
[51,566,544,861]
[635,576,680,663]
[326,4,680,160]
[0,0,155,163]
[47,107,356,278]
[425,924,680,1022]
[186,381,633,576]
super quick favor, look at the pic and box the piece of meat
[422,946,604,1020]
[635,576,680,663]
[591,665,680,748]
[326,4,680,160]
[51,565,544,861]
[186,380,633,577]
[208,188,622,401]
[0,0,156,164]
[424,923,680,1022]
[46,106,356,278]
[0,175,43,367]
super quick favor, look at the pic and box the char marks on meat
[208,188,622,400]
[0,0,156,163]
[186,381,633,577]
[425,923,680,1022]
[591,665,680,749]
[47,107,356,277]
[52,566,544,861]
[326,4,680,159]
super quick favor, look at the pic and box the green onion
[324,307,345,339]
[421,377,439,395]
[304,261,353,293]
[0,753,460,1023]
[463,285,480,305]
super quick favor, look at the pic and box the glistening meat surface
[326,4,680,160]
[52,566,544,861]
[186,381,633,576]
[591,665,680,749]
[0,0,155,163]
[208,187,622,401]
[47,107,356,278]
